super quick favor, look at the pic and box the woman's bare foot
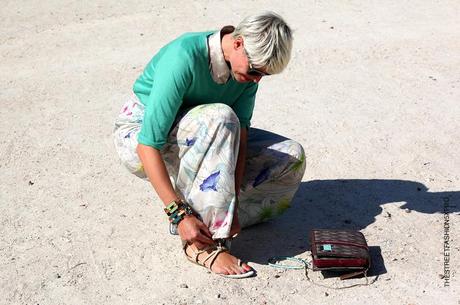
[184,242,252,276]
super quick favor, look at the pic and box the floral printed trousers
[114,94,306,239]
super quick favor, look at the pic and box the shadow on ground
[233,179,459,275]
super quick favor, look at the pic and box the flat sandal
[182,241,254,279]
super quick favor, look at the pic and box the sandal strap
[193,245,217,264]
[182,241,228,270]
[202,247,227,269]
[183,241,217,265]
[183,241,230,270]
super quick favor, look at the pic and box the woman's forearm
[136,143,180,206]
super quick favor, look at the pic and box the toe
[241,263,252,272]
[231,266,243,275]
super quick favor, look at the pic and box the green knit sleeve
[137,49,192,149]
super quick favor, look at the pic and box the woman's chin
[233,73,251,83]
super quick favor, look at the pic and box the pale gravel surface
[1,1,459,304]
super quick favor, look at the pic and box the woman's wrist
[164,199,194,225]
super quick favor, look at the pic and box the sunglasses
[247,62,271,77]
[244,48,271,77]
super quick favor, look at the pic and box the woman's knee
[287,140,305,161]
[194,103,240,126]
[272,139,306,177]
[270,139,305,164]
[290,141,306,175]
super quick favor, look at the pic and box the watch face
[169,223,179,235]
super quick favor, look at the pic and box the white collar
[208,26,234,84]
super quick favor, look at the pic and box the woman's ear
[233,36,244,50]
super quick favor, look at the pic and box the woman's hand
[177,215,214,249]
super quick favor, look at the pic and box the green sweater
[133,31,258,150]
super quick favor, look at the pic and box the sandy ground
[1,1,459,304]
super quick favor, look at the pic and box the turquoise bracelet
[268,256,309,270]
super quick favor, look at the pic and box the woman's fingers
[196,221,212,237]
[193,241,207,250]
[177,214,214,245]
[195,231,214,245]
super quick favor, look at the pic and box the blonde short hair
[233,11,293,74]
